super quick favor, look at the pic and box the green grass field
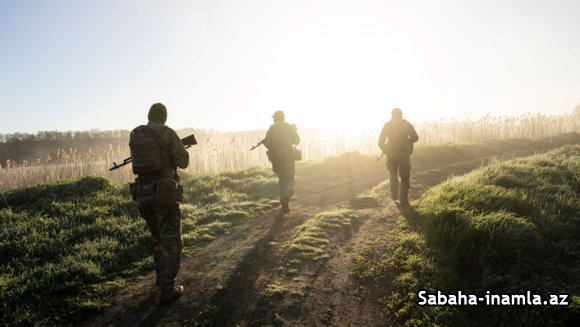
[0,169,278,326]
[353,145,580,326]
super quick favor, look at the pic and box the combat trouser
[386,153,411,202]
[133,180,183,292]
[271,155,296,203]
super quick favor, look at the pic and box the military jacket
[263,122,300,158]
[378,119,419,155]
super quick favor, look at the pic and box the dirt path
[82,155,385,327]
[80,142,577,326]
[276,159,492,327]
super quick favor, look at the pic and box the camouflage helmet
[148,103,167,124]
[272,110,285,120]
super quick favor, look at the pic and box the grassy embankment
[353,145,580,326]
[0,169,278,326]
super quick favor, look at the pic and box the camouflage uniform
[263,117,300,211]
[130,104,189,302]
[378,114,418,204]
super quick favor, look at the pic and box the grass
[289,209,358,261]
[0,168,278,326]
[352,145,580,326]
[253,207,361,310]
[262,282,288,298]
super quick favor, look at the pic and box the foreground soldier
[263,110,300,213]
[129,103,189,304]
[378,108,419,206]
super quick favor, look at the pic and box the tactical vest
[129,125,167,175]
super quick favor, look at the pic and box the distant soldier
[263,110,300,213]
[129,103,189,304]
[378,108,419,206]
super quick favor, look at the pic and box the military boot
[281,197,290,213]
[160,285,184,304]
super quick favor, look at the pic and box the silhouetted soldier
[378,108,419,206]
[263,110,300,213]
[129,103,189,304]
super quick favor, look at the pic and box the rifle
[250,139,265,151]
[109,133,198,171]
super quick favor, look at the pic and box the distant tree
[575,102,580,116]
[75,131,91,139]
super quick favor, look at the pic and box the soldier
[129,103,189,304]
[378,108,419,206]
[263,110,300,213]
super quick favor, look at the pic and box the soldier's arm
[408,123,419,143]
[168,129,190,169]
[291,124,300,145]
[378,124,388,152]
[263,127,273,149]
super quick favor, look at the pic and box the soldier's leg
[279,176,294,199]
[284,159,296,199]
[271,160,284,200]
[155,203,183,293]
[387,156,400,200]
[399,155,411,204]
[279,176,290,213]
[279,159,295,213]
[137,198,163,286]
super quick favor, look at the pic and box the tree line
[0,129,131,143]
[0,128,216,168]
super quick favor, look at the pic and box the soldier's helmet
[272,110,285,120]
[149,103,167,124]
[391,108,403,119]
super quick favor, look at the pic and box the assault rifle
[109,134,198,171]
[250,139,265,151]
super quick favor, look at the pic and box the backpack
[129,125,167,174]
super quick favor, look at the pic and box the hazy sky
[1,0,579,133]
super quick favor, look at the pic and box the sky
[1,0,579,134]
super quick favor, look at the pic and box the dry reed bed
[1,114,578,191]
